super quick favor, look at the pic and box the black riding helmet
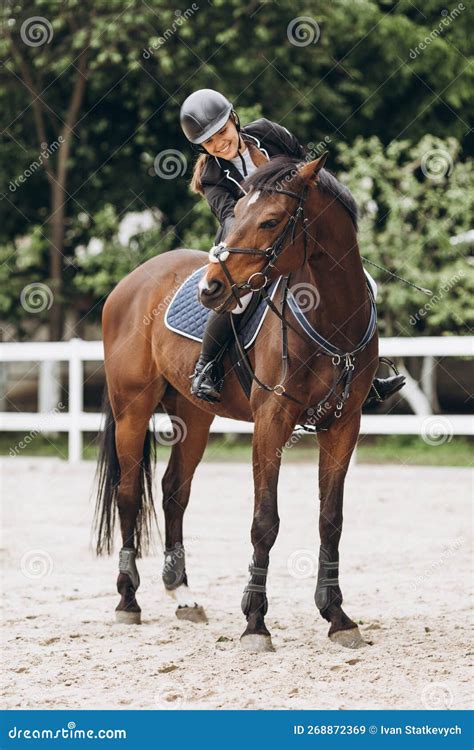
[180,88,240,147]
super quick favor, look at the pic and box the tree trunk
[49,183,66,341]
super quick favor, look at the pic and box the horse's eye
[260,218,280,229]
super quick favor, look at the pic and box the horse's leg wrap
[314,546,342,618]
[119,547,140,591]
[162,542,187,591]
[241,559,268,617]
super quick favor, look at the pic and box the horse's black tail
[93,388,157,557]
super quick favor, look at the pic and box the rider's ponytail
[190,153,208,194]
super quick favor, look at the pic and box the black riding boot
[190,311,235,403]
[364,374,406,407]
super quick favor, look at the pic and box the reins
[211,182,379,423]
[230,275,306,406]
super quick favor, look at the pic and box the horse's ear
[298,152,329,184]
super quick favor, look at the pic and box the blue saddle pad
[164,266,281,349]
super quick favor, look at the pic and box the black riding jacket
[200,118,306,243]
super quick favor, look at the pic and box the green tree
[337,134,473,338]
[337,134,473,412]
[1,0,472,340]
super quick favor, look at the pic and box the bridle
[205,180,377,428]
[209,182,310,311]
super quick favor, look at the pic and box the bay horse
[95,153,378,652]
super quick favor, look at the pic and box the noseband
[209,183,310,309]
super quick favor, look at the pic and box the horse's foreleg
[240,409,295,653]
[161,393,214,623]
[315,412,365,647]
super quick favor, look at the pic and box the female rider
[180,88,404,405]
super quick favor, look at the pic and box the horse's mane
[242,156,358,229]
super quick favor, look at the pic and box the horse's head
[198,153,328,312]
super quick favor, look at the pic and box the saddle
[164,265,282,398]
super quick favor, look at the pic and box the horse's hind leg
[96,378,165,625]
[160,391,214,623]
[315,412,365,648]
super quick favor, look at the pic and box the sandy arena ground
[1,457,472,710]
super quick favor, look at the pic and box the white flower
[118,210,160,247]
[450,230,474,246]
[400,196,416,210]
[75,244,87,260]
[16,235,32,250]
[87,238,104,256]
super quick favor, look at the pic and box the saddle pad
[164,266,281,350]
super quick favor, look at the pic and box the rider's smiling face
[202,117,241,160]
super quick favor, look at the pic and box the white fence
[0,337,472,462]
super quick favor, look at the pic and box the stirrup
[379,356,400,375]
[190,359,223,402]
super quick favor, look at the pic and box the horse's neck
[293,204,369,350]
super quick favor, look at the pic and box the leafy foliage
[337,135,473,336]
[0,0,472,337]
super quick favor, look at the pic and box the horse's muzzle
[198,275,226,309]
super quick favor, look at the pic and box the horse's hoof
[176,605,208,624]
[115,610,141,625]
[240,634,275,653]
[329,627,366,649]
